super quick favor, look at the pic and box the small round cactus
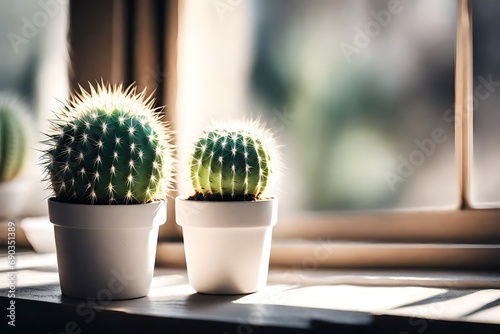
[43,83,174,205]
[189,121,278,200]
[0,94,30,182]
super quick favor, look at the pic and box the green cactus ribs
[189,123,276,201]
[44,83,174,205]
[0,95,30,182]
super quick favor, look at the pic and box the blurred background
[471,0,500,208]
[177,0,458,214]
[0,0,68,218]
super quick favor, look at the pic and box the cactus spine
[0,95,30,182]
[189,121,277,200]
[43,83,174,205]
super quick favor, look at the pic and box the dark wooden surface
[1,253,499,333]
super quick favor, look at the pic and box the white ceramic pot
[175,196,278,294]
[48,198,166,300]
[0,179,30,220]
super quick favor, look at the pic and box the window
[174,0,500,255]
[471,0,500,208]
[177,0,458,212]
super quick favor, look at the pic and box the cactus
[189,121,277,200]
[42,83,174,205]
[0,94,30,182]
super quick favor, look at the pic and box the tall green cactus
[189,122,277,200]
[43,83,174,205]
[0,95,30,182]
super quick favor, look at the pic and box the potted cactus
[0,94,32,219]
[42,83,174,300]
[176,121,279,294]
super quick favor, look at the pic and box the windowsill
[157,241,500,269]
[1,253,499,333]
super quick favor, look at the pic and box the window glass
[471,0,500,208]
[177,0,457,212]
[0,1,69,216]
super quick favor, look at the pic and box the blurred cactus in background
[42,83,174,205]
[189,121,278,200]
[0,94,30,182]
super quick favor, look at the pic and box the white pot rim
[48,197,166,229]
[175,195,278,228]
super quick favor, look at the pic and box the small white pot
[0,179,30,220]
[48,198,166,300]
[176,196,278,294]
